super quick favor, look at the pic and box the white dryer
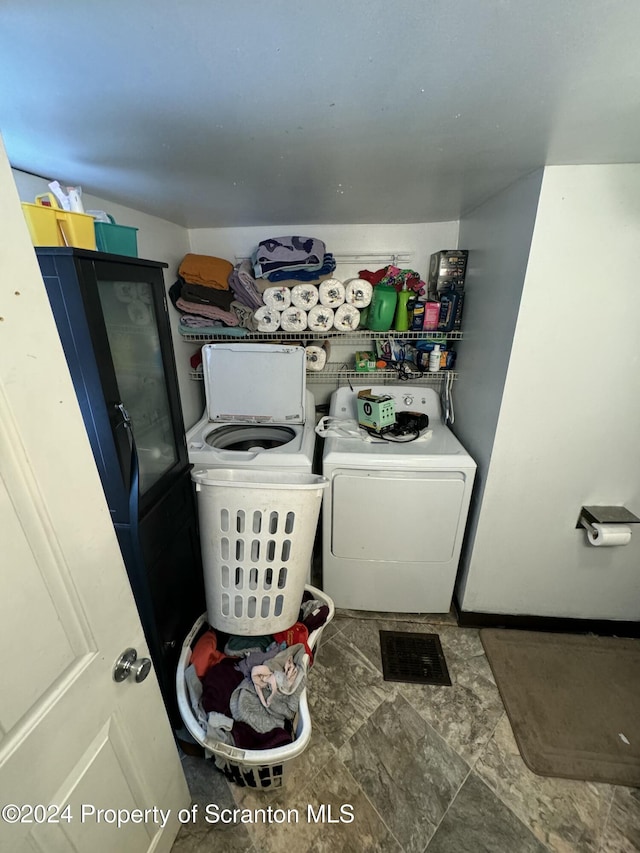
[321,385,476,612]
[186,343,316,472]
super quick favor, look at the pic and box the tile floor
[171,610,640,853]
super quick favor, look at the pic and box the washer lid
[203,343,306,424]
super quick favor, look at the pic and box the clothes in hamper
[231,720,293,750]
[224,634,274,656]
[299,598,331,633]
[201,657,245,716]
[179,254,233,289]
[190,630,226,678]
[229,644,307,732]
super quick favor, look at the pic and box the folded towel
[291,284,319,310]
[179,319,248,337]
[231,300,259,331]
[181,280,235,311]
[228,259,263,310]
[319,279,345,307]
[179,254,233,289]
[176,296,239,326]
[262,253,336,284]
[253,236,326,277]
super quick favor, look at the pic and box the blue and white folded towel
[253,236,326,278]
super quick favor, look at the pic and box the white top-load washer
[321,385,476,612]
[186,343,316,472]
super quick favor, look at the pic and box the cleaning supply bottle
[394,283,411,331]
[429,344,441,372]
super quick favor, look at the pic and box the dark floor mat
[379,630,451,685]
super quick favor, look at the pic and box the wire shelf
[189,366,458,383]
[180,329,463,344]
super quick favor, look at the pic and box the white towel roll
[254,306,281,332]
[318,278,345,307]
[307,305,335,332]
[280,306,308,332]
[344,278,373,308]
[262,286,291,311]
[305,345,327,372]
[291,284,319,310]
[333,303,361,331]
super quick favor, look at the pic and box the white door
[0,138,189,852]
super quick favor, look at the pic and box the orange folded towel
[190,630,226,677]
[179,253,233,290]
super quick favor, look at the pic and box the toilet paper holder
[576,505,640,534]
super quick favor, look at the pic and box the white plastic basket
[192,468,328,635]
[176,584,334,789]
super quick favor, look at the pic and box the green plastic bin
[94,215,139,257]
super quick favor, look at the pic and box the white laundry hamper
[191,468,328,635]
[176,584,334,789]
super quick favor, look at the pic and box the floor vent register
[379,630,452,686]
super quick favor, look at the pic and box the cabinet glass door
[96,277,178,495]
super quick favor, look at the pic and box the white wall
[189,222,459,410]
[457,164,640,620]
[10,169,202,426]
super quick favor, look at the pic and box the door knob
[113,647,152,683]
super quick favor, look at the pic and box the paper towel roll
[319,279,345,307]
[307,305,335,332]
[344,278,373,308]
[254,306,281,332]
[262,286,291,310]
[587,523,632,547]
[333,302,361,331]
[305,345,327,371]
[291,284,319,310]
[280,306,308,332]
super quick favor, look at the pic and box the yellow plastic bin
[21,197,97,250]
[21,202,60,246]
[57,210,97,250]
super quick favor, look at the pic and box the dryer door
[331,469,466,562]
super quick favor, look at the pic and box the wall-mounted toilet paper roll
[587,523,632,546]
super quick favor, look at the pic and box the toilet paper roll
[262,286,291,310]
[307,304,335,332]
[280,306,308,332]
[587,523,632,547]
[305,345,327,371]
[291,284,319,310]
[344,278,373,308]
[254,306,281,332]
[318,278,345,307]
[333,302,361,331]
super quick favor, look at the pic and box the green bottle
[394,283,411,331]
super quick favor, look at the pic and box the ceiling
[2,1,639,229]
